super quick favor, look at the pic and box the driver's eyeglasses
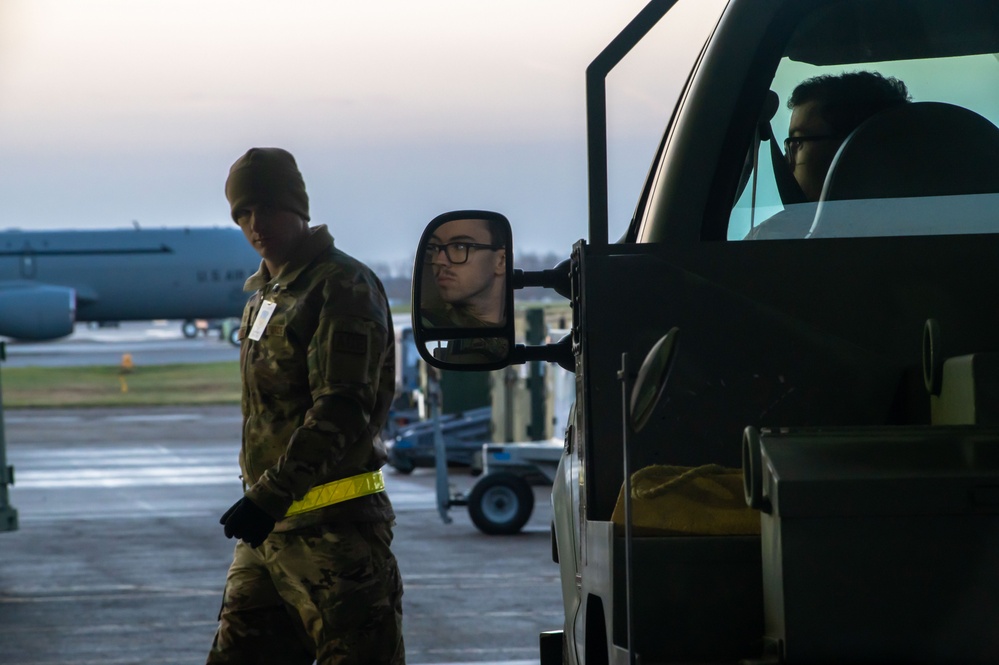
[424,242,500,264]
[784,134,841,161]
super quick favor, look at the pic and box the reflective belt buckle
[284,470,386,517]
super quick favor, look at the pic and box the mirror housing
[411,210,575,372]
[412,211,516,371]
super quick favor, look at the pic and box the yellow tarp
[611,464,761,536]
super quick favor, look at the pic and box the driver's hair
[789,71,911,136]
[485,218,506,248]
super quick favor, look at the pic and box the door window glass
[604,0,727,242]
[730,1,999,241]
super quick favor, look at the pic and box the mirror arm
[509,336,575,373]
[512,258,572,299]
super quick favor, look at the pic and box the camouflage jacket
[237,225,396,530]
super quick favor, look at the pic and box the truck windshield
[730,4,999,241]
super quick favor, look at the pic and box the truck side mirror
[411,210,515,371]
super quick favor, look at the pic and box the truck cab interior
[729,0,999,241]
[574,1,999,660]
[607,0,999,486]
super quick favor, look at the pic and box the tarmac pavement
[0,405,562,665]
[2,321,240,368]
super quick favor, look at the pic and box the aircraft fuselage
[0,227,260,339]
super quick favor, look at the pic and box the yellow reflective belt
[284,470,385,517]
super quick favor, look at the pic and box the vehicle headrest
[819,101,999,202]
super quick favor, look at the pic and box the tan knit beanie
[225,147,310,222]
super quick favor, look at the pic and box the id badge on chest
[248,300,277,341]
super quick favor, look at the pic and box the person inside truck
[745,71,911,239]
[421,216,507,328]
[785,71,911,203]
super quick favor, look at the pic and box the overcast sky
[0,1,722,272]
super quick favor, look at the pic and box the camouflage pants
[206,521,405,665]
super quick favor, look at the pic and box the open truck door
[413,1,999,662]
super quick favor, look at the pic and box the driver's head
[427,218,506,324]
[786,71,911,201]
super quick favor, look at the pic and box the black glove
[220,497,276,548]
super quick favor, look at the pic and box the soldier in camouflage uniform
[206,147,404,665]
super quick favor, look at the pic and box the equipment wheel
[468,472,534,535]
[181,320,199,338]
[228,326,241,346]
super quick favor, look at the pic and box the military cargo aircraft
[0,227,259,341]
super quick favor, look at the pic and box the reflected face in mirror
[424,218,507,327]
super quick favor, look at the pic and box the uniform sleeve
[245,271,392,519]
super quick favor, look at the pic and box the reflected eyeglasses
[424,242,501,264]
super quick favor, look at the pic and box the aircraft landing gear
[181,320,199,339]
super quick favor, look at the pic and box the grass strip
[0,361,241,408]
